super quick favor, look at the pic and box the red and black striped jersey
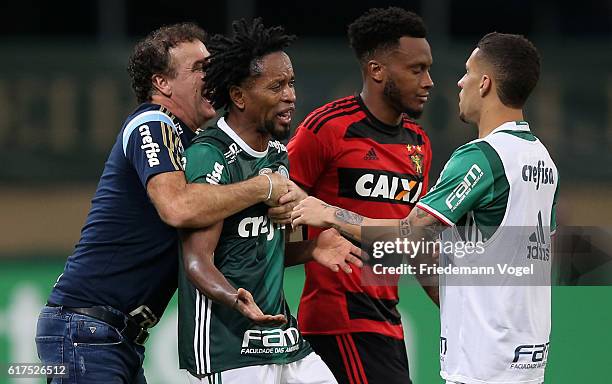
[288,95,432,339]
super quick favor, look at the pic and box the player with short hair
[36,22,294,383]
[287,7,435,384]
[178,19,362,384]
[292,32,558,384]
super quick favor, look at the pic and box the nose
[422,70,434,89]
[457,76,465,89]
[283,85,296,103]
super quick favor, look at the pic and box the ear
[479,75,492,98]
[152,74,172,97]
[229,85,245,111]
[366,59,385,83]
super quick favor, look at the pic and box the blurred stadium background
[0,0,610,383]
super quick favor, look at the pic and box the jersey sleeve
[287,122,336,190]
[183,143,230,185]
[124,119,184,187]
[416,143,496,226]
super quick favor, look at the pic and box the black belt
[47,302,149,346]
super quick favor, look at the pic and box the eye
[288,79,295,88]
[270,82,282,92]
[410,65,426,75]
[193,62,205,72]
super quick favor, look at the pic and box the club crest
[407,145,424,175]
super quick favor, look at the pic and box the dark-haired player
[293,32,557,384]
[287,7,435,384]
[178,19,362,384]
[35,23,297,384]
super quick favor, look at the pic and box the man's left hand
[312,228,364,273]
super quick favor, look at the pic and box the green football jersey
[417,122,559,383]
[178,117,311,377]
[418,122,558,237]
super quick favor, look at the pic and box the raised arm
[123,111,291,229]
[148,171,288,228]
[291,197,442,306]
[291,196,399,242]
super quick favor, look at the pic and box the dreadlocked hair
[204,18,296,110]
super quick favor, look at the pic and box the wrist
[217,289,239,309]
[323,206,338,227]
[306,239,318,262]
[253,175,270,202]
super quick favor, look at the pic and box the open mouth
[276,109,294,125]
[200,88,211,102]
[200,94,213,108]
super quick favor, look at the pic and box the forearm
[180,223,237,309]
[285,240,315,267]
[179,176,269,227]
[150,172,271,228]
[326,207,399,243]
[185,259,238,309]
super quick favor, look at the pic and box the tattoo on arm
[334,208,364,225]
[399,218,411,238]
[330,208,363,241]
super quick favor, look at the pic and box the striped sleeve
[417,142,496,226]
[124,113,183,187]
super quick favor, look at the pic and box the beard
[383,77,423,119]
[258,119,291,140]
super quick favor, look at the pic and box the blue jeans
[36,305,147,384]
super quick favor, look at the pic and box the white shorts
[185,352,337,384]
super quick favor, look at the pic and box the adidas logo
[527,211,550,261]
[364,147,379,160]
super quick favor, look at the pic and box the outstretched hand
[233,288,287,326]
[312,228,365,273]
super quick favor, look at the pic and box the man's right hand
[233,288,287,326]
[291,196,337,228]
[259,172,290,207]
[263,173,290,207]
[268,180,308,224]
